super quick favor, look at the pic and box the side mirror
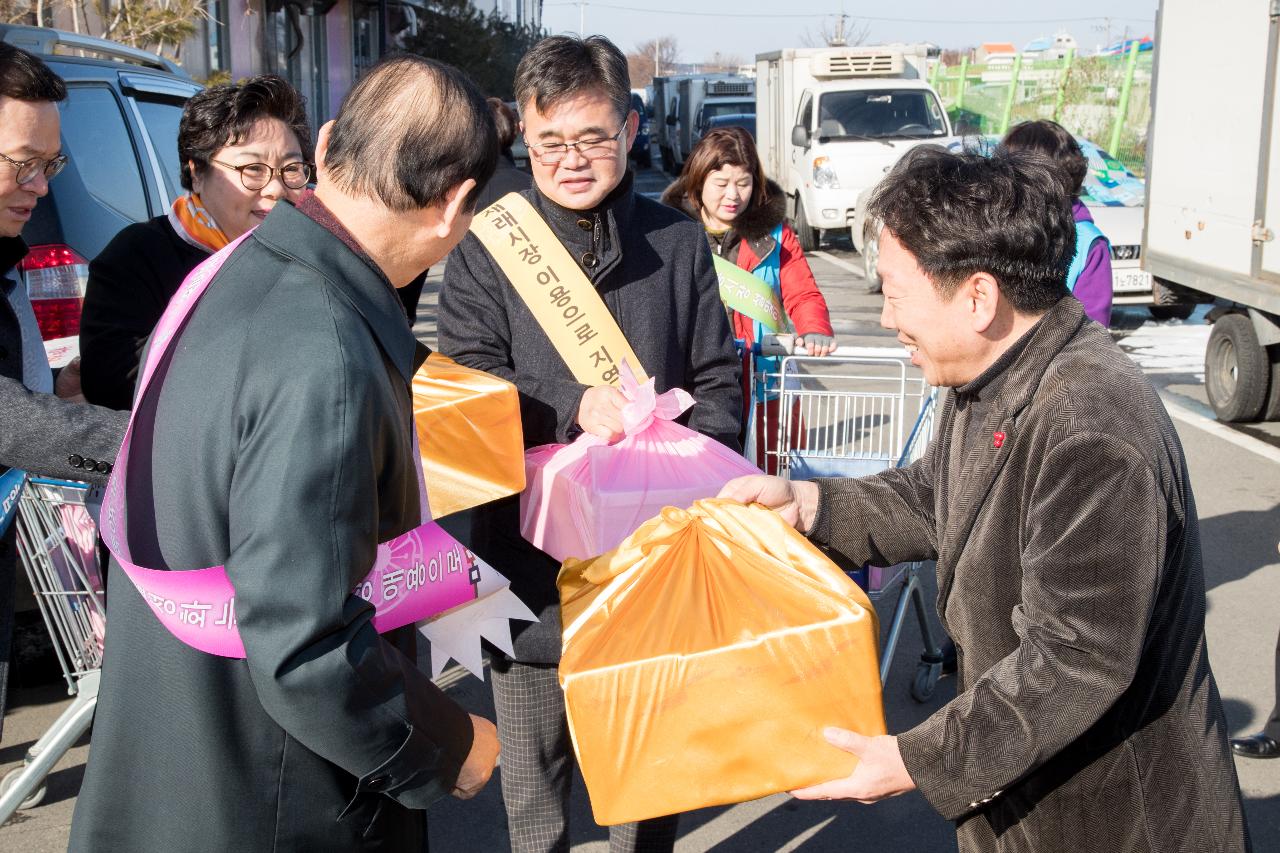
[791,124,810,147]
[666,115,677,126]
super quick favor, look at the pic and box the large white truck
[671,75,755,169]
[653,74,755,172]
[651,74,687,171]
[1143,0,1280,422]
[755,45,953,252]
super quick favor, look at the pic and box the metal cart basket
[0,478,104,823]
[745,343,945,701]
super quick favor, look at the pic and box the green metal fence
[932,46,1153,174]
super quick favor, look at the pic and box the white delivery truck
[671,75,755,169]
[651,74,688,171]
[756,45,953,252]
[1143,0,1280,422]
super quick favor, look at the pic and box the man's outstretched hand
[790,729,916,804]
[717,475,821,533]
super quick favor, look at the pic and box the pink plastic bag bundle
[521,364,761,562]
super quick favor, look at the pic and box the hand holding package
[557,499,886,825]
[521,364,760,561]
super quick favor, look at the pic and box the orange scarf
[167,193,229,253]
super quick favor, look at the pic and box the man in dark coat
[438,35,741,853]
[69,56,502,852]
[721,147,1251,852]
[0,44,127,741]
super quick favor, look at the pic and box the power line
[542,3,1152,26]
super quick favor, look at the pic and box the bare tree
[92,0,204,57]
[704,51,744,73]
[4,0,203,60]
[0,0,38,24]
[799,14,870,49]
[627,35,679,88]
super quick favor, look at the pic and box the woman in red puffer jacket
[661,126,835,354]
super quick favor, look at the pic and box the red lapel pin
[993,431,1006,448]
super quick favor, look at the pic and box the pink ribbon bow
[618,360,695,437]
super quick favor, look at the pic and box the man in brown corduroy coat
[722,147,1251,853]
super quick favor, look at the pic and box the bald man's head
[324,55,497,213]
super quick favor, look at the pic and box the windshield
[709,115,756,139]
[816,89,947,140]
[702,101,755,123]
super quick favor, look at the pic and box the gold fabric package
[412,352,525,518]
[557,499,886,826]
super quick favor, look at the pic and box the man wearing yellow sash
[439,35,742,853]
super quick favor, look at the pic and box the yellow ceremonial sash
[470,193,647,387]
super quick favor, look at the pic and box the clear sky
[538,1,1160,65]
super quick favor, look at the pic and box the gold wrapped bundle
[412,352,525,518]
[557,499,885,826]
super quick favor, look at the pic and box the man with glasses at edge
[439,34,741,853]
[0,45,127,740]
[79,76,313,411]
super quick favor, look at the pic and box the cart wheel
[911,661,941,703]
[0,766,47,811]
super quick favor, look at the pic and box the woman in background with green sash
[662,126,835,466]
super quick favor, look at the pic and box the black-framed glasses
[523,127,626,165]
[0,150,68,186]
[209,159,312,191]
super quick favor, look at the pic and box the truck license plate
[1112,269,1152,294]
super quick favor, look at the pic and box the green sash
[712,255,785,333]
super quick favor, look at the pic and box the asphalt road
[3,162,1279,851]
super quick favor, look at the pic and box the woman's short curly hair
[178,75,313,190]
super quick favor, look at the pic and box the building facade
[180,0,543,123]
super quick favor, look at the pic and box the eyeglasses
[523,127,626,165]
[209,159,312,191]
[0,150,68,186]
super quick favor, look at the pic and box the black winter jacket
[80,215,208,410]
[438,172,742,662]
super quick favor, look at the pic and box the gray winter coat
[69,201,474,852]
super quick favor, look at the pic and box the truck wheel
[1205,313,1269,422]
[861,226,882,293]
[794,198,819,252]
[1264,344,1280,422]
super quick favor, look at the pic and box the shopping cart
[0,478,105,823]
[745,338,945,702]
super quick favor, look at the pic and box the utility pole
[578,1,586,37]
[830,12,849,47]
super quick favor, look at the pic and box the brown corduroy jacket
[811,296,1250,853]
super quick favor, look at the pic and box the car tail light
[19,243,89,367]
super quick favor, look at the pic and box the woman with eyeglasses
[79,76,313,410]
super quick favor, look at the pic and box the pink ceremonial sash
[100,232,479,657]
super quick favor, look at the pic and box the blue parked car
[0,24,200,367]
[629,92,652,169]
